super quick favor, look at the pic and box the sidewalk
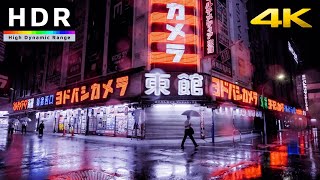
[46,132,261,147]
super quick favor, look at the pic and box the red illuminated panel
[296,109,303,115]
[212,77,258,106]
[270,146,288,168]
[150,52,199,64]
[149,32,199,45]
[267,99,284,112]
[150,13,197,26]
[151,0,196,6]
[13,100,28,111]
[55,76,129,106]
[149,0,199,66]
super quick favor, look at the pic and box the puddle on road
[49,169,117,180]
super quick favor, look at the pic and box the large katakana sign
[149,0,199,70]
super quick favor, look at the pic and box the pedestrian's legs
[181,133,188,148]
[188,134,198,147]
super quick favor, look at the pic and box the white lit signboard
[302,74,309,111]
[145,72,204,97]
[288,41,298,64]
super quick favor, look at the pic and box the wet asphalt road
[0,129,320,180]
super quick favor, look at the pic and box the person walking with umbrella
[8,121,14,135]
[38,120,45,137]
[8,118,19,135]
[21,121,27,134]
[181,111,199,149]
[20,117,31,135]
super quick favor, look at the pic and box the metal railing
[233,129,263,145]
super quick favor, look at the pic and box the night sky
[253,0,320,71]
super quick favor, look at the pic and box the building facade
[5,0,307,140]
[247,0,307,134]
[304,70,320,128]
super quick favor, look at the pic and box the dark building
[247,0,307,135]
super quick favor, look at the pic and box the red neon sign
[13,100,28,111]
[149,0,199,66]
[212,77,258,106]
[55,76,129,106]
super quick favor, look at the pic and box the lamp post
[261,86,267,145]
[9,88,15,103]
[261,73,286,145]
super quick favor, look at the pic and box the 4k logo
[251,8,312,28]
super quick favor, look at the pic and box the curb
[45,132,262,147]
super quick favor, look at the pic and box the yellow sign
[251,8,312,28]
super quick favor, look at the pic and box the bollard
[63,128,66,136]
[71,128,74,136]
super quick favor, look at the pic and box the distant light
[10,88,14,90]
[288,41,298,64]
[277,74,285,80]
[311,119,317,122]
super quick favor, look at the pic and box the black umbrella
[181,110,200,117]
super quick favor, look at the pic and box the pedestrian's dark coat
[39,122,45,135]
[181,116,198,149]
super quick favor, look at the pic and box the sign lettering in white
[205,0,215,54]
[302,74,309,111]
[145,72,204,96]
[215,107,262,118]
[178,73,204,96]
[27,98,34,109]
[145,73,171,96]
[166,3,186,63]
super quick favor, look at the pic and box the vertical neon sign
[149,0,199,70]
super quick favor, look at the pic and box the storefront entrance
[144,104,212,139]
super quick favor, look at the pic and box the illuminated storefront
[9,69,145,138]
[0,111,9,128]
[9,68,307,140]
[7,1,308,141]
[211,76,307,134]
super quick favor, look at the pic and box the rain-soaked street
[0,129,320,180]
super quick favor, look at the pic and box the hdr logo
[9,8,71,27]
[3,5,75,42]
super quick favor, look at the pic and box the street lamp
[9,88,15,103]
[277,73,285,80]
[261,73,286,145]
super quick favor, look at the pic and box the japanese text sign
[203,0,216,56]
[35,95,55,107]
[212,77,258,106]
[144,71,204,99]
[149,0,199,66]
[13,98,34,111]
[55,76,129,106]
